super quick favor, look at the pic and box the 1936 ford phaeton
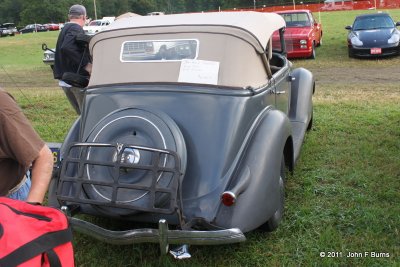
[48,11,314,257]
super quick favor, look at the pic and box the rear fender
[60,117,81,159]
[214,109,292,232]
[289,68,314,124]
[48,117,81,207]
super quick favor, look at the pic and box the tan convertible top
[104,11,285,50]
[88,12,286,88]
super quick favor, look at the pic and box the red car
[273,10,323,59]
[45,23,60,31]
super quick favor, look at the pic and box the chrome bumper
[69,217,246,254]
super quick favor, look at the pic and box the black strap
[0,227,72,267]
[45,249,62,267]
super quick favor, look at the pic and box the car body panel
[47,11,314,254]
[75,87,274,221]
[214,108,292,232]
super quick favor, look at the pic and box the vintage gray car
[48,11,314,258]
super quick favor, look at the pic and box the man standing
[53,4,92,114]
[0,89,53,203]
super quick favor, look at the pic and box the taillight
[221,191,236,206]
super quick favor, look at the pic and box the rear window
[120,39,199,62]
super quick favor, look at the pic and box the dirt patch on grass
[307,66,400,84]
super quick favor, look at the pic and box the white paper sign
[178,59,220,85]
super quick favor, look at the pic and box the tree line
[0,0,316,26]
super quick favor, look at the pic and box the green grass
[0,31,58,68]
[1,9,399,266]
[0,31,58,88]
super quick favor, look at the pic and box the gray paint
[49,59,313,235]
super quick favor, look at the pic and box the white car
[83,17,114,35]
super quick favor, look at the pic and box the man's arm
[60,26,90,66]
[84,62,92,74]
[27,144,54,203]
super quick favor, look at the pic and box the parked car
[273,10,323,59]
[83,17,114,35]
[19,24,47,34]
[41,44,55,69]
[0,23,18,37]
[47,11,314,258]
[345,12,400,58]
[45,23,60,31]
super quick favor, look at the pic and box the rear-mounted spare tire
[83,108,187,216]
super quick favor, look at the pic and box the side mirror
[345,25,352,30]
[396,22,400,27]
[41,43,55,53]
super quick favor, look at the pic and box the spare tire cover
[84,108,186,216]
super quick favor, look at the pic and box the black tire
[264,156,286,232]
[83,108,187,216]
[307,110,313,131]
[348,49,354,58]
[61,72,89,88]
[309,43,316,59]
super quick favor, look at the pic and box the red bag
[0,197,74,267]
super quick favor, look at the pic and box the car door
[272,56,291,114]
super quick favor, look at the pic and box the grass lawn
[1,9,399,266]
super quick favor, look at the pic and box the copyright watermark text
[319,251,390,258]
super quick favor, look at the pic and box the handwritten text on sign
[178,59,220,85]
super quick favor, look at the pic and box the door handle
[272,89,286,95]
[287,75,295,82]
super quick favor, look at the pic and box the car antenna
[0,65,58,138]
